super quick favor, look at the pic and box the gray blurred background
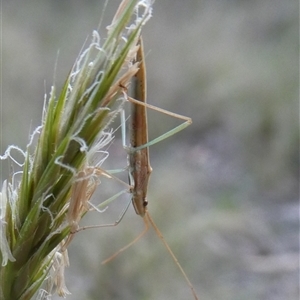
[1,0,299,299]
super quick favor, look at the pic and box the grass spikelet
[0,1,153,299]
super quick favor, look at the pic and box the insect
[69,36,197,299]
[103,37,198,300]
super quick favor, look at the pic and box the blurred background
[1,0,299,299]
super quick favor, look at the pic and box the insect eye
[143,200,148,207]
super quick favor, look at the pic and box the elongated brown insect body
[125,37,199,300]
[129,37,152,216]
